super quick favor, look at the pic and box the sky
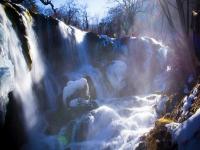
[41,0,115,21]
[78,0,114,19]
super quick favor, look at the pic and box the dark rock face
[0,98,6,128]
[32,13,66,71]
[146,125,177,150]
[0,92,27,150]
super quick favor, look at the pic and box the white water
[0,5,44,130]
[56,23,170,150]
[0,5,172,150]
[67,95,161,150]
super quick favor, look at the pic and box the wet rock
[62,78,90,106]
[46,78,97,134]
[0,92,27,150]
[146,123,177,150]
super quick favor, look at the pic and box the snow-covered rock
[182,87,198,115]
[165,108,200,149]
[99,34,114,46]
[175,108,200,143]
[62,78,90,105]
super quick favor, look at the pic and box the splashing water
[56,23,169,150]
[0,4,173,150]
[59,22,89,66]
[0,5,44,130]
[65,95,161,150]
[21,10,45,84]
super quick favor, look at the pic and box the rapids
[0,3,174,150]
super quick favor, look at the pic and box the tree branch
[11,0,56,13]
[40,0,56,13]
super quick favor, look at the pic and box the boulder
[62,78,90,106]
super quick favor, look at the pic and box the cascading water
[66,95,162,150]
[0,5,39,130]
[0,3,174,150]
[57,22,170,150]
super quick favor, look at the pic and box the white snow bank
[166,108,200,147]
[106,60,127,91]
[176,108,200,144]
[182,87,198,115]
[62,78,89,103]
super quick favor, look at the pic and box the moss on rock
[146,123,177,150]
[141,75,200,150]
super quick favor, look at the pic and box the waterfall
[20,9,46,130]
[0,4,45,130]
[56,17,170,150]
[21,10,45,84]
[0,3,175,150]
[59,22,111,98]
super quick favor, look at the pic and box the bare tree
[89,15,100,33]
[112,0,145,35]
[98,0,145,37]
[40,0,56,13]
[57,0,80,26]
[80,5,89,30]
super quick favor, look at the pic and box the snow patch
[62,78,89,103]
[176,108,200,145]
[99,34,115,46]
[166,108,200,148]
[182,87,198,115]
